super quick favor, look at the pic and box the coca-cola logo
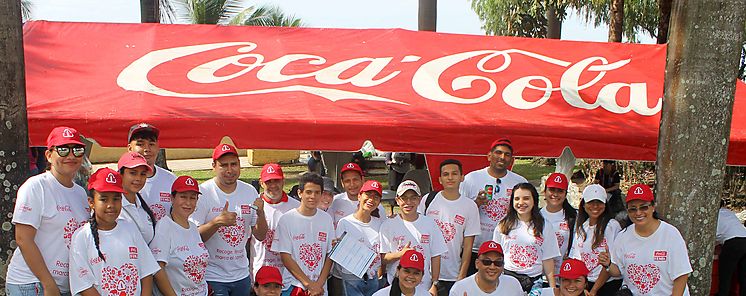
[117,42,661,116]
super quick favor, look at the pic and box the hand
[399,242,413,257]
[42,283,61,296]
[253,197,265,213]
[597,245,611,268]
[214,201,237,227]
[587,289,597,296]
[306,281,324,296]
[429,284,437,296]
[475,190,488,207]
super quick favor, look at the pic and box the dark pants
[719,237,746,296]
[328,276,345,296]
[388,169,406,190]
[208,276,252,296]
[587,279,623,296]
[436,281,455,296]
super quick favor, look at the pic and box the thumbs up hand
[215,201,237,227]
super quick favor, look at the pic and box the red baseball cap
[340,162,363,177]
[360,180,383,196]
[88,168,126,193]
[626,184,654,203]
[117,151,153,173]
[172,176,201,194]
[478,241,504,256]
[127,123,160,142]
[46,126,85,149]
[260,163,284,182]
[255,266,283,286]
[399,250,425,272]
[558,258,590,279]
[212,143,238,161]
[489,138,513,152]
[546,173,569,190]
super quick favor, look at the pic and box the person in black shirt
[593,160,623,214]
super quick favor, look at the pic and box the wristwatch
[432,280,439,286]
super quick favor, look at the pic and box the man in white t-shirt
[381,180,447,295]
[126,123,177,222]
[190,143,269,296]
[418,159,480,296]
[449,241,523,296]
[460,138,527,274]
[272,173,335,296]
[330,163,387,228]
[250,163,301,279]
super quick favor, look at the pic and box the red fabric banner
[22,21,746,164]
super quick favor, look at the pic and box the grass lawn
[511,158,557,182]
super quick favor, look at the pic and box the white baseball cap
[582,184,608,203]
[396,180,421,197]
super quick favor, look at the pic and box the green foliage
[21,0,32,21]
[570,0,658,42]
[471,0,553,37]
[174,0,302,27]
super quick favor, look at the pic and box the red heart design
[63,218,86,249]
[216,217,246,247]
[483,198,508,222]
[263,229,275,251]
[150,204,167,222]
[627,263,661,294]
[555,232,564,248]
[580,251,599,271]
[100,263,139,296]
[183,253,209,284]
[509,244,539,269]
[435,219,456,242]
[298,243,323,271]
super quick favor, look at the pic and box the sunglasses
[480,259,504,267]
[54,146,86,158]
[626,203,652,214]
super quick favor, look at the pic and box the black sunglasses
[626,203,652,214]
[54,146,85,158]
[480,259,504,267]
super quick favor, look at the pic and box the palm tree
[172,0,303,26]
[20,0,32,21]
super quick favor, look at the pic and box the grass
[511,158,558,181]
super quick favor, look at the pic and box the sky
[27,0,655,44]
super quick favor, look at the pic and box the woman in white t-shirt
[151,176,209,296]
[569,185,621,296]
[117,151,157,245]
[540,173,577,275]
[598,184,692,296]
[6,127,90,296]
[493,183,560,293]
[372,250,430,296]
[69,168,160,296]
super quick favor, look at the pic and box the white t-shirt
[139,166,177,223]
[330,192,387,228]
[716,208,746,244]
[334,215,383,280]
[611,221,692,296]
[379,215,448,290]
[150,216,209,296]
[460,168,527,252]
[540,208,575,274]
[371,286,431,296]
[449,274,524,296]
[419,193,481,281]
[118,195,155,245]
[190,179,259,283]
[492,220,561,277]
[250,194,300,278]
[69,221,161,296]
[272,209,334,292]
[7,172,90,291]
[569,219,622,282]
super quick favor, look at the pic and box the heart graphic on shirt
[581,252,599,271]
[483,198,508,222]
[299,243,323,271]
[263,229,275,251]
[183,253,209,284]
[555,232,564,248]
[150,204,167,222]
[63,218,85,249]
[100,263,139,296]
[413,244,424,254]
[217,217,246,247]
[627,264,661,294]
[435,219,456,242]
[509,245,539,269]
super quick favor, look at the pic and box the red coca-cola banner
[23,21,746,164]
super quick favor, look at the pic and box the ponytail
[136,193,157,230]
[89,211,105,262]
[389,276,401,296]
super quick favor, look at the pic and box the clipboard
[329,232,377,279]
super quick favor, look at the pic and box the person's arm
[310,256,334,296]
[153,263,177,296]
[588,269,610,296]
[251,198,268,241]
[280,253,318,294]
[429,256,441,296]
[140,275,154,296]
[15,224,61,296]
[197,201,236,242]
[382,242,412,265]
[672,274,689,296]
[457,236,475,280]
[542,259,557,287]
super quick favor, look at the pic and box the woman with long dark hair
[540,173,577,275]
[117,151,157,245]
[372,250,430,296]
[493,183,560,293]
[569,184,621,296]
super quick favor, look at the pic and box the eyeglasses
[397,196,420,202]
[54,146,85,158]
[626,204,651,214]
[480,259,504,267]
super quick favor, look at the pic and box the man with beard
[449,241,523,295]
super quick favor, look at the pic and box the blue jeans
[209,276,252,296]
[6,283,72,296]
[342,278,379,296]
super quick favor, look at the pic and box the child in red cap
[372,250,430,296]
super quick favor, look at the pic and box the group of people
[6,123,745,296]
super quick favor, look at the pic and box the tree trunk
[656,0,673,44]
[418,0,436,32]
[608,0,624,42]
[546,4,562,39]
[140,0,159,23]
[655,0,746,295]
[0,0,30,288]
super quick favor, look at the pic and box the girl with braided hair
[69,168,160,296]
[117,151,158,245]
